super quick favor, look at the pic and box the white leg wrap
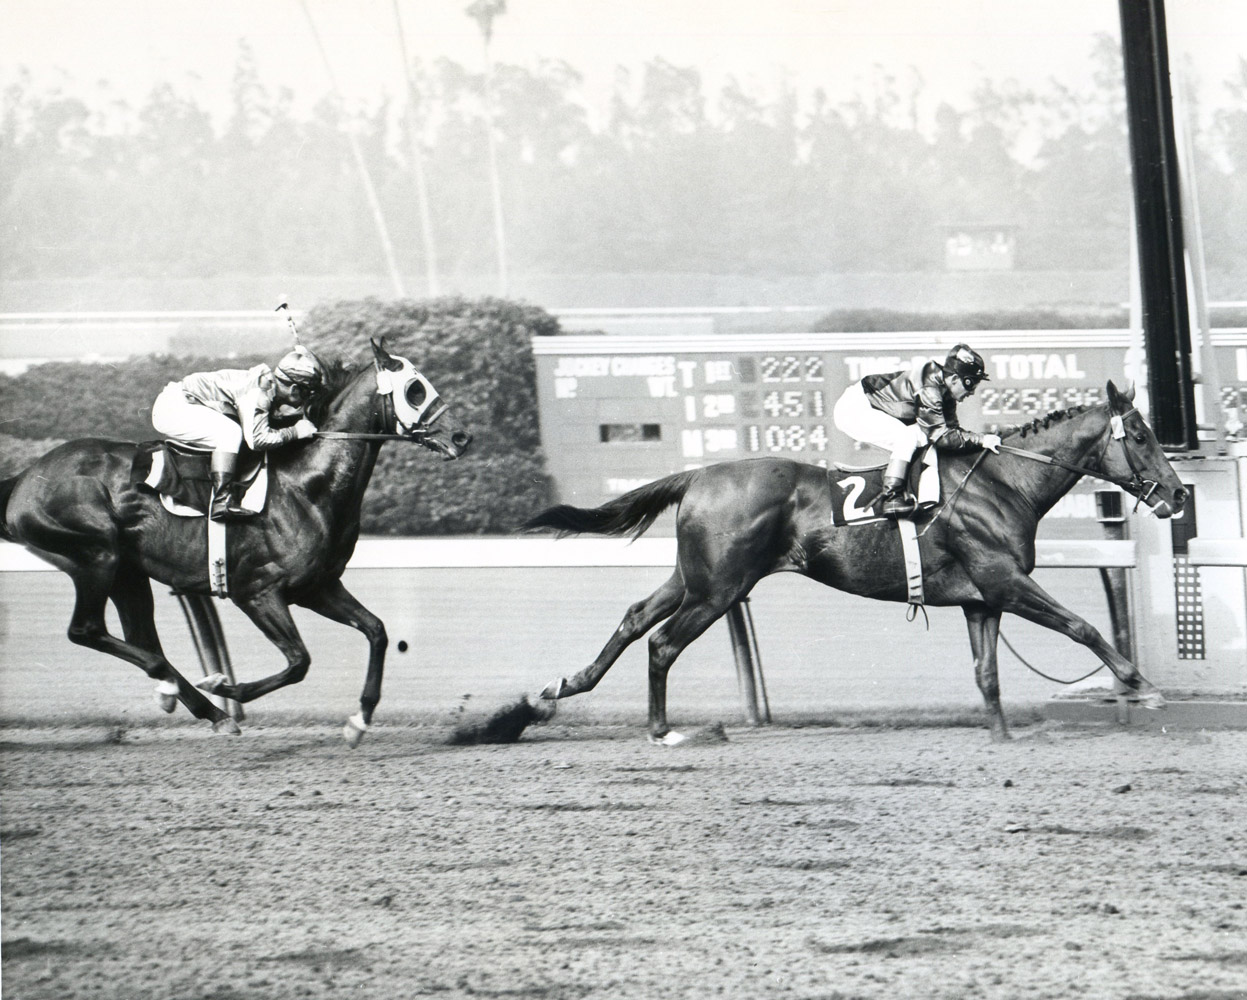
[154,680,180,713]
[343,713,369,748]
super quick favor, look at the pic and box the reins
[998,631,1105,684]
[995,409,1160,510]
[313,431,430,442]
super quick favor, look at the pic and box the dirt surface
[1,718,1245,1000]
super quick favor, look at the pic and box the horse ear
[1106,379,1136,409]
[370,337,388,368]
[370,337,403,372]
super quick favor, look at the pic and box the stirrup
[880,492,916,517]
[209,497,258,521]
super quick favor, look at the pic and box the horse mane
[303,358,356,426]
[998,405,1092,441]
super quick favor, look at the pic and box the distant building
[942,223,1017,271]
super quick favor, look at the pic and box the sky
[2,0,1244,129]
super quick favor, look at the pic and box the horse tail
[523,469,700,541]
[0,475,18,541]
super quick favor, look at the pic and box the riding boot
[209,452,258,521]
[879,458,916,517]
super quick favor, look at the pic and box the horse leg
[198,591,311,706]
[645,594,738,744]
[294,579,387,748]
[67,563,237,733]
[108,570,178,714]
[963,602,1008,741]
[991,572,1163,707]
[541,571,685,701]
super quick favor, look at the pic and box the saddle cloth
[827,448,939,527]
[137,442,268,518]
[825,452,933,609]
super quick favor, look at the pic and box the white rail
[0,537,1136,572]
[1186,539,1247,567]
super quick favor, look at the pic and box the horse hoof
[539,677,569,700]
[153,681,179,714]
[648,731,687,747]
[1139,689,1166,711]
[343,714,369,748]
[213,717,242,736]
[196,673,228,693]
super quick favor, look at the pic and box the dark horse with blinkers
[0,339,471,745]
[525,381,1187,743]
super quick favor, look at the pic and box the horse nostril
[1173,488,1188,506]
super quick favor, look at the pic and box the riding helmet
[945,344,990,386]
[274,346,327,391]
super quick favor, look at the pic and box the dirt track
[1,718,1245,1000]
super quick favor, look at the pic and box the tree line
[2,38,1245,283]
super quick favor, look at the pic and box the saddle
[827,447,939,527]
[129,443,269,600]
[132,442,267,518]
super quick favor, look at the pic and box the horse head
[371,338,473,460]
[1100,380,1187,519]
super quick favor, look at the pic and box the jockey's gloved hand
[982,434,1002,453]
[294,418,318,440]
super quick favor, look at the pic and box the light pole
[392,0,441,297]
[465,0,509,297]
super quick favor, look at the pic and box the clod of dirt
[447,695,557,745]
[674,723,729,746]
[1113,783,1132,794]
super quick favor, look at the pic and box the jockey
[832,343,1001,517]
[151,346,326,521]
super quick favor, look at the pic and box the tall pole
[392,0,441,297]
[1117,0,1198,451]
[466,0,509,296]
[299,0,406,298]
[1171,68,1226,454]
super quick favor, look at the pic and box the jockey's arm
[238,386,303,451]
[916,365,983,452]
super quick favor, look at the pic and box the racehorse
[524,380,1186,743]
[0,339,471,745]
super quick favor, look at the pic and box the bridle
[996,408,1161,511]
[313,362,447,444]
[925,405,1162,538]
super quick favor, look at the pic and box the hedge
[0,296,560,535]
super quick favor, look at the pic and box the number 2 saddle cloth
[826,448,938,608]
[826,447,939,527]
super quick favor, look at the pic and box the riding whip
[276,298,301,347]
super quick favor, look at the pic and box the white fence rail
[0,537,1139,572]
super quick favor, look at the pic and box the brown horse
[524,380,1186,742]
[0,339,471,744]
